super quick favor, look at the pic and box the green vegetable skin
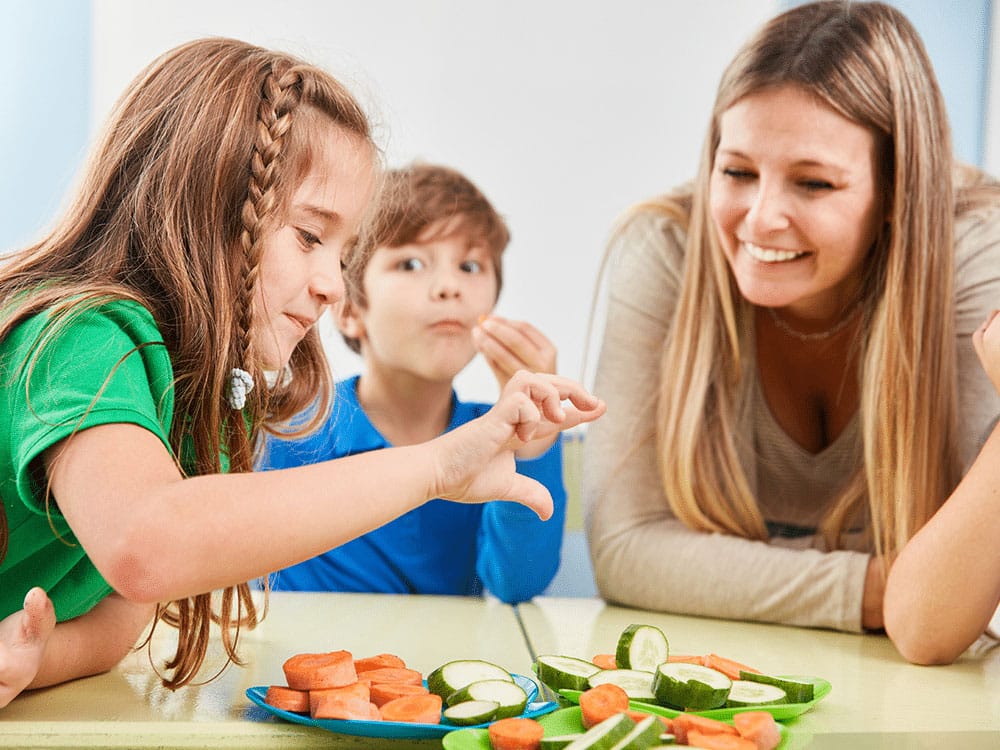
[616,624,669,672]
[535,655,601,692]
[652,663,732,710]
[445,678,527,718]
[607,715,663,749]
[564,713,636,750]
[425,659,512,699]
[441,699,499,725]
[738,671,814,703]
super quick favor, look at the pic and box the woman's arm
[585,211,871,632]
[47,371,603,605]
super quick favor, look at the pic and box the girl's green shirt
[0,299,175,621]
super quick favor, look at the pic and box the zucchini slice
[738,671,814,703]
[607,715,663,749]
[652,662,731,710]
[541,736,585,750]
[442,699,499,725]
[446,678,528,718]
[534,654,601,692]
[615,624,669,672]
[587,669,657,703]
[726,679,788,707]
[564,713,636,749]
[426,659,512,699]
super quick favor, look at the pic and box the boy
[261,163,565,603]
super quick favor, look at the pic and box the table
[3,592,999,748]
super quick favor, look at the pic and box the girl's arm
[884,311,1000,664]
[47,371,603,605]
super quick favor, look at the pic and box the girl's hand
[431,370,605,517]
[973,310,1000,395]
[0,588,56,708]
[472,316,561,458]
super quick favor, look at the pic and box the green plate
[558,674,831,722]
[442,705,791,749]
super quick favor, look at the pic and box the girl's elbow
[101,549,170,604]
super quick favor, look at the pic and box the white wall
[91,0,778,403]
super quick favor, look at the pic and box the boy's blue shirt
[261,375,566,603]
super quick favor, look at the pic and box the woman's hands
[473,315,562,458]
[0,588,55,708]
[973,310,1000,394]
[431,370,604,517]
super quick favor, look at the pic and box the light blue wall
[0,0,91,253]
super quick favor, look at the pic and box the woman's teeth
[744,243,806,263]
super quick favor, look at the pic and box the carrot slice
[309,682,370,717]
[625,709,672,731]
[283,650,357,690]
[355,653,407,672]
[264,685,309,713]
[579,684,629,729]
[487,716,545,750]
[356,666,424,686]
[370,682,430,708]
[591,653,617,670]
[732,711,782,750]
[687,730,757,750]
[668,654,705,665]
[703,654,761,681]
[379,693,443,724]
[310,694,379,721]
[672,713,740,745]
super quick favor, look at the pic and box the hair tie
[227,368,255,410]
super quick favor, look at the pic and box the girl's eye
[297,229,321,248]
[460,260,483,273]
[398,257,425,271]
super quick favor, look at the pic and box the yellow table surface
[4,591,1000,749]
[518,597,1000,749]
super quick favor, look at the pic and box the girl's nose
[310,260,345,306]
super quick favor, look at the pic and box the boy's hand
[432,371,604,518]
[973,310,1000,395]
[473,316,560,458]
[0,587,56,708]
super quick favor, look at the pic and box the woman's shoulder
[608,188,694,270]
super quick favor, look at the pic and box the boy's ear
[335,297,365,340]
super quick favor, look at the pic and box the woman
[584,0,1000,663]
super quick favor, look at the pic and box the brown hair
[648,1,962,560]
[340,162,509,353]
[0,37,374,688]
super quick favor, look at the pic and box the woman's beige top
[584,203,1000,632]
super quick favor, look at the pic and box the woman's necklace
[766,303,861,342]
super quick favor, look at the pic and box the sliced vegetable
[587,669,657,703]
[616,624,669,672]
[592,654,618,670]
[263,685,309,713]
[686,730,756,749]
[652,663,731,711]
[670,714,739,745]
[725,680,787,708]
[379,693,442,724]
[564,713,636,750]
[356,666,423,686]
[579,683,630,729]
[607,714,663,749]
[535,655,602,692]
[442,699,499,725]
[354,653,406,672]
[308,681,370,716]
[732,711,782,750]
[310,693,379,721]
[282,650,357,690]
[426,659,512,699]
[446,678,527,718]
[369,682,429,708]
[738,671,814,704]
[702,654,760,681]
[541,735,585,750]
[488,716,545,750]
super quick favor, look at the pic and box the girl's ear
[336,298,365,340]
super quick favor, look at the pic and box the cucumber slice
[652,662,731,710]
[616,624,669,672]
[535,655,601,692]
[565,713,636,750]
[738,671,814,703]
[426,659,512,699]
[587,669,657,703]
[607,715,663,749]
[726,679,788,707]
[446,679,527,718]
[541,736,585,750]
[442,699,499,725]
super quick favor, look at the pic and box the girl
[0,37,604,707]
[584,1,1000,663]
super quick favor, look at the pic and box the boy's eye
[460,260,483,273]
[398,257,425,271]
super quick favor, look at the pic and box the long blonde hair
[0,38,373,687]
[653,1,961,560]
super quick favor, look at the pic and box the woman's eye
[721,167,755,180]
[801,179,834,191]
[460,260,483,273]
[398,257,425,271]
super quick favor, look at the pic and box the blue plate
[245,673,558,740]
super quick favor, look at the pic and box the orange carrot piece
[687,730,757,750]
[732,711,782,750]
[283,650,358,690]
[379,693,442,724]
[354,653,407,673]
[668,654,706,665]
[370,682,430,707]
[579,684,630,729]
[702,654,761,681]
[264,685,310,713]
[310,694,378,721]
[487,716,545,750]
[591,653,617,670]
[625,709,672,731]
[672,713,740,745]
[309,682,371,717]
[356,666,424,686]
